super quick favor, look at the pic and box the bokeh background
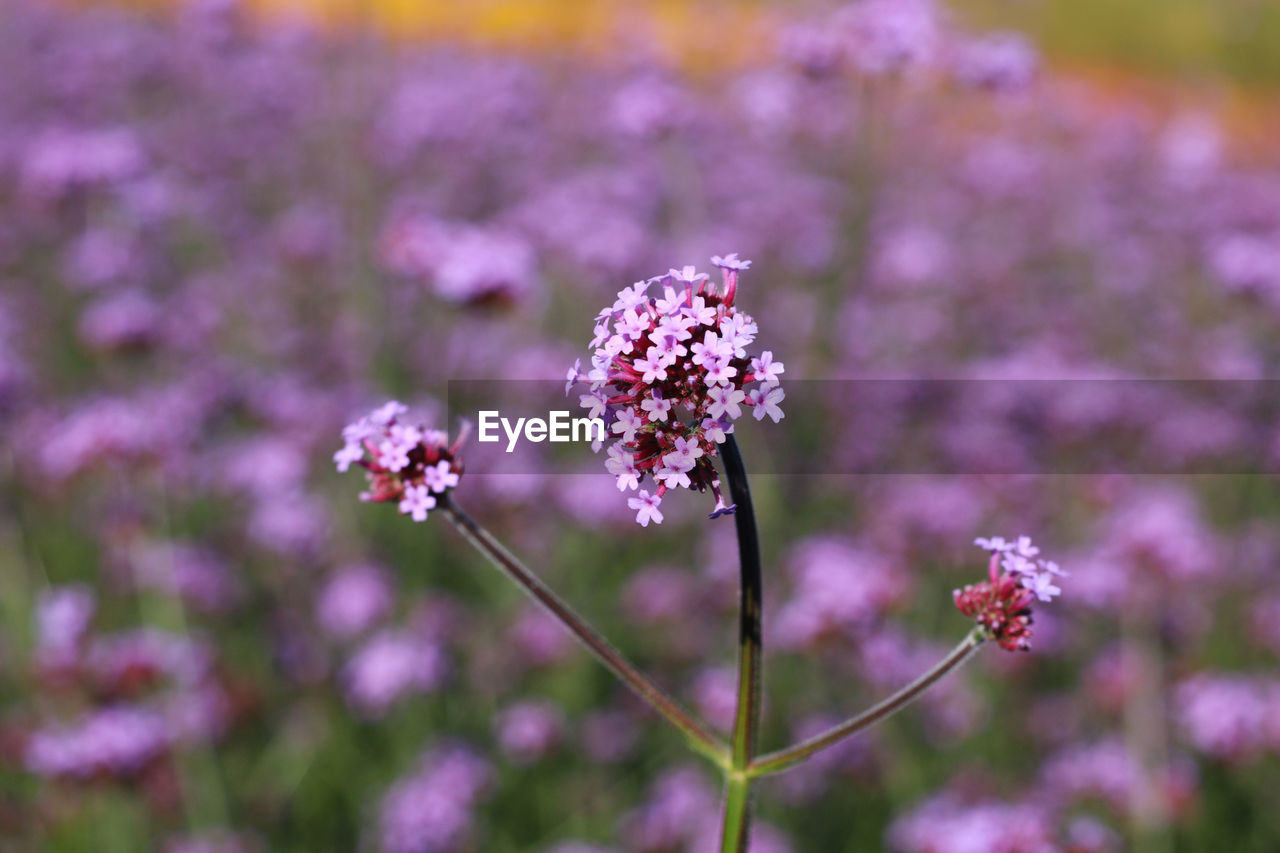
[3,0,1280,851]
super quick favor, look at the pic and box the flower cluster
[567,256,784,526]
[954,536,1064,651]
[334,402,465,523]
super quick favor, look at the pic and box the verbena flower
[334,402,465,523]
[25,705,171,780]
[378,744,492,853]
[567,256,785,526]
[955,536,1064,651]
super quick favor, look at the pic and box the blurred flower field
[3,0,1280,851]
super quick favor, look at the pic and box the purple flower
[890,793,1056,853]
[316,564,394,640]
[950,32,1038,91]
[568,258,783,523]
[26,705,171,780]
[378,744,492,853]
[336,403,465,516]
[398,484,436,522]
[627,489,664,527]
[343,630,446,717]
[711,253,752,271]
[494,700,565,764]
[35,585,95,668]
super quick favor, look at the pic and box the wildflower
[568,256,784,523]
[955,536,1064,650]
[315,565,394,640]
[26,706,171,780]
[494,701,566,764]
[343,630,446,717]
[35,585,95,671]
[379,744,492,853]
[628,489,664,527]
[950,32,1038,92]
[334,402,465,522]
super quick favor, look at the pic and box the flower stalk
[439,498,729,766]
[748,628,987,778]
[720,434,764,851]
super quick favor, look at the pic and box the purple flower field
[2,0,1280,850]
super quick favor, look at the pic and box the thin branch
[440,499,728,766]
[749,629,986,778]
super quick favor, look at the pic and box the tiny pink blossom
[628,490,664,526]
[749,385,786,423]
[398,484,436,522]
[422,460,459,493]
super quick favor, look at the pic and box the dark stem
[440,499,727,765]
[749,629,986,777]
[720,434,764,851]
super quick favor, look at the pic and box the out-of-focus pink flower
[26,705,171,780]
[494,700,565,764]
[378,744,492,853]
[342,630,446,717]
[34,585,95,671]
[316,564,394,641]
[890,793,1057,853]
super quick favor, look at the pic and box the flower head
[569,256,783,524]
[954,536,1064,651]
[334,402,466,522]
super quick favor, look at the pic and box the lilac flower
[975,534,1064,602]
[26,706,171,780]
[343,630,446,717]
[749,352,784,385]
[890,793,1056,853]
[711,253,752,271]
[1176,674,1277,760]
[958,537,1064,649]
[86,629,212,691]
[568,258,783,523]
[494,700,565,764]
[950,32,1038,91]
[35,585,95,669]
[381,217,537,306]
[316,565,394,640]
[627,489,664,527]
[749,385,786,423]
[398,484,436,522]
[619,767,719,852]
[336,403,465,515]
[378,744,492,853]
[835,0,942,77]
[21,127,144,198]
[774,538,905,650]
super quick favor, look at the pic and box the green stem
[720,435,764,852]
[440,500,728,766]
[720,773,753,853]
[749,629,986,778]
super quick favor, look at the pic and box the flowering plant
[336,256,1064,851]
